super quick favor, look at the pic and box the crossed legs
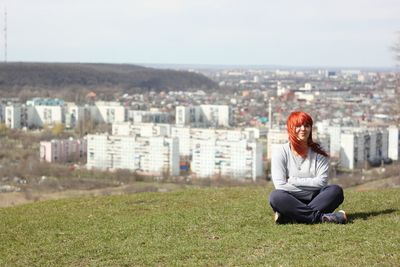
[269,185,344,224]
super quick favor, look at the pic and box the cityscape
[1,67,399,184]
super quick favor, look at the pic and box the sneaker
[321,210,347,224]
[274,211,291,224]
[274,211,281,224]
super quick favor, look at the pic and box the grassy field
[0,185,399,266]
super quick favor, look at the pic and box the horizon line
[0,60,398,71]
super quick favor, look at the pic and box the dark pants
[269,185,344,224]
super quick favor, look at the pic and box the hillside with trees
[0,62,217,101]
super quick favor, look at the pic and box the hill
[0,185,399,266]
[0,62,217,101]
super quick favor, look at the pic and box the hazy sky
[3,0,400,67]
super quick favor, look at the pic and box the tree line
[0,62,217,101]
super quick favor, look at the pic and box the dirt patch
[352,176,400,191]
[0,183,186,208]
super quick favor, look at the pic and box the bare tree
[391,31,400,97]
[391,31,400,66]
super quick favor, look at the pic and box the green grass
[1,185,399,266]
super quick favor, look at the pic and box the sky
[2,0,400,67]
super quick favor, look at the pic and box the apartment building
[5,99,130,129]
[112,122,171,137]
[109,124,263,179]
[86,134,179,176]
[6,98,64,128]
[170,126,257,156]
[64,103,90,129]
[191,138,263,181]
[388,126,399,160]
[369,129,388,160]
[316,120,400,167]
[65,101,127,128]
[91,101,126,123]
[266,129,288,160]
[176,105,232,127]
[40,138,87,163]
[339,128,389,169]
[340,132,366,169]
[26,98,64,127]
[0,102,5,123]
[127,109,170,124]
[171,126,192,156]
[5,104,23,129]
[28,105,64,127]
[327,126,341,157]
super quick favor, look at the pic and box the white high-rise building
[87,135,135,170]
[369,129,388,160]
[0,102,5,123]
[6,99,64,129]
[29,105,64,127]
[176,105,232,127]
[140,137,179,176]
[316,133,330,154]
[87,134,179,176]
[171,126,192,156]
[127,109,170,124]
[316,121,397,166]
[6,99,85,129]
[176,106,197,126]
[388,126,399,160]
[339,129,389,169]
[171,126,257,157]
[64,103,89,129]
[267,129,288,160]
[65,102,126,128]
[340,132,362,170]
[96,123,264,180]
[92,101,126,124]
[112,122,171,137]
[26,98,64,128]
[328,126,341,157]
[5,104,22,129]
[191,138,263,181]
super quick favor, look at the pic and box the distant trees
[75,117,98,137]
[0,123,9,136]
[0,63,217,101]
[51,123,65,136]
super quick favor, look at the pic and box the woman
[269,111,346,224]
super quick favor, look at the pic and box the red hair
[286,111,328,157]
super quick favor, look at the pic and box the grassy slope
[0,185,399,266]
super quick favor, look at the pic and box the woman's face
[295,124,311,143]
